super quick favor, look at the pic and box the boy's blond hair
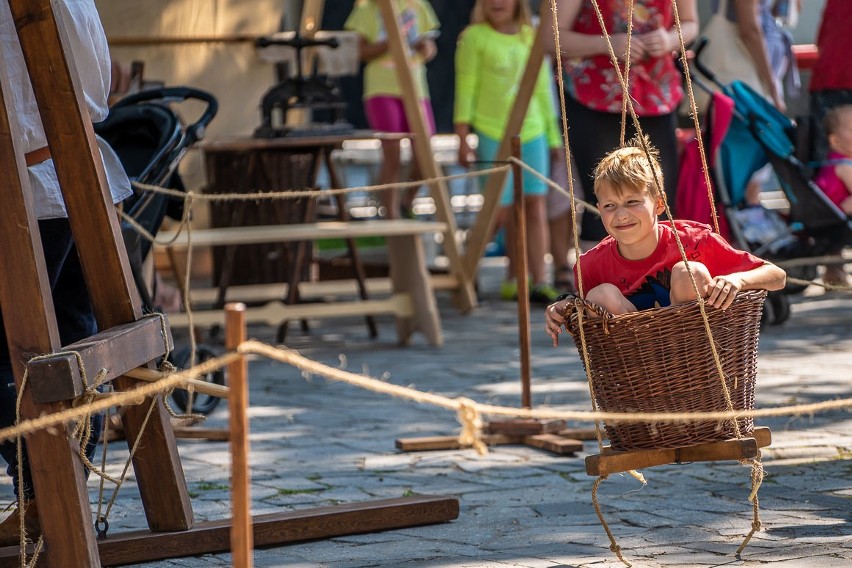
[823,104,852,136]
[471,0,531,26]
[593,135,664,199]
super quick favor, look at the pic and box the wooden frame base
[0,496,458,567]
[396,420,595,456]
[585,426,772,476]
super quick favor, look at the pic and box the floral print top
[562,0,683,116]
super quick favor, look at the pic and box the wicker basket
[564,290,767,451]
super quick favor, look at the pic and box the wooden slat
[0,26,100,565]
[125,368,229,400]
[585,429,772,477]
[486,419,566,436]
[27,315,173,404]
[523,434,584,455]
[10,0,193,532]
[166,294,414,328]
[157,220,447,248]
[395,434,523,452]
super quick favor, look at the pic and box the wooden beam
[125,368,230,400]
[376,0,477,313]
[27,315,173,404]
[586,427,772,477]
[0,496,460,568]
[0,25,100,565]
[10,0,193,532]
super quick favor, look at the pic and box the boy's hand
[545,299,571,347]
[707,276,743,310]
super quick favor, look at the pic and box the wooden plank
[125,368,229,400]
[226,305,252,567]
[157,220,448,248]
[10,0,193,532]
[386,235,443,346]
[395,434,523,452]
[556,428,602,441]
[376,0,477,313]
[166,294,413,328]
[486,419,566,436]
[586,437,762,477]
[27,315,173,404]
[173,427,231,442]
[0,28,100,565]
[108,497,455,566]
[524,434,584,455]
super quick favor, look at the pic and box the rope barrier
[3,339,851,446]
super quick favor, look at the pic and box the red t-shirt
[810,0,852,92]
[562,0,683,116]
[574,220,764,310]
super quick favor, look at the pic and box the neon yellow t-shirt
[344,0,439,99]
[454,23,561,147]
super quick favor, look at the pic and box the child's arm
[357,36,389,62]
[833,162,852,197]
[707,262,786,309]
[454,28,480,168]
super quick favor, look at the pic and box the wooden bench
[157,219,446,346]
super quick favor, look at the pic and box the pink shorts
[364,96,436,136]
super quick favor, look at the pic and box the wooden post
[376,0,477,312]
[0,42,100,568]
[9,0,193,533]
[461,14,547,283]
[511,138,532,409]
[226,304,253,567]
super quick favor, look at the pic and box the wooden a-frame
[0,4,457,566]
[377,0,551,303]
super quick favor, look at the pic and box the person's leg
[669,261,712,305]
[525,194,549,286]
[365,96,405,219]
[586,283,637,315]
[0,218,98,502]
[563,96,622,244]
[631,111,679,213]
[402,100,438,216]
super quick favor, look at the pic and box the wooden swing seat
[565,290,768,453]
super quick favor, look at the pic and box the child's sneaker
[529,283,559,304]
[499,280,518,301]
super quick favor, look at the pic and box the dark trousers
[563,95,680,242]
[0,218,100,499]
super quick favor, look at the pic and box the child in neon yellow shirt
[454,0,562,303]
[345,0,439,219]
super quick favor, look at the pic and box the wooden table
[200,131,409,338]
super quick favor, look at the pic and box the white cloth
[0,0,131,219]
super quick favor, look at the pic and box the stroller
[677,38,852,324]
[95,86,224,415]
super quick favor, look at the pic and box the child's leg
[669,261,712,305]
[525,194,549,286]
[378,139,402,219]
[586,283,637,315]
[841,194,852,215]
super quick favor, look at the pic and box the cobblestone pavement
[4,262,851,567]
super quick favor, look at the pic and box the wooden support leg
[386,235,442,346]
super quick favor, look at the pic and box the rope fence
[3,339,850,448]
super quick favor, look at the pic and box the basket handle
[560,294,614,335]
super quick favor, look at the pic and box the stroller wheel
[783,264,818,295]
[763,291,791,326]
[169,344,226,415]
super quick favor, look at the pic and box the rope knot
[455,397,487,455]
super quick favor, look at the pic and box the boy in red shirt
[545,139,786,346]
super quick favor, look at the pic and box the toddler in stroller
[677,40,852,323]
[96,86,224,415]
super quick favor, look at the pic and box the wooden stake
[226,303,253,567]
[511,137,532,409]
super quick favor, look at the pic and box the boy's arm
[708,262,786,309]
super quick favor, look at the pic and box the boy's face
[597,181,665,259]
[829,109,852,157]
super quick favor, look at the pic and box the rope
[507,156,598,214]
[592,476,631,567]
